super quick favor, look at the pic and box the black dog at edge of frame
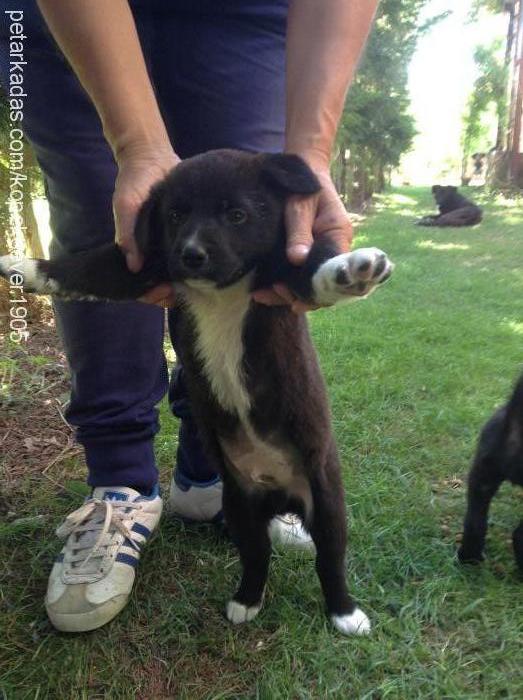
[459,372,523,571]
[0,150,395,635]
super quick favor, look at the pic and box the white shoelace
[56,498,143,573]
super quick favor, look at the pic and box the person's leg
[0,3,165,631]
[0,5,167,492]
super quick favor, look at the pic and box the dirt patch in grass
[0,300,81,499]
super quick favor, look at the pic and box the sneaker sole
[45,593,129,633]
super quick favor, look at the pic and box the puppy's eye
[169,209,183,224]
[226,208,248,225]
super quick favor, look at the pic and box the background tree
[461,39,508,169]
[463,1,519,186]
[332,0,445,208]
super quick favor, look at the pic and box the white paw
[0,256,57,294]
[331,607,371,636]
[226,599,262,624]
[312,247,393,306]
[0,254,22,281]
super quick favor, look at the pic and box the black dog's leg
[222,477,271,623]
[0,244,168,301]
[259,238,394,307]
[512,520,523,571]
[458,460,503,564]
[432,207,482,227]
[417,214,438,226]
[308,452,370,635]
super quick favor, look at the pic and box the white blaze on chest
[182,277,252,419]
[181,278,310,507]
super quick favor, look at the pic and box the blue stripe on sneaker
[115,553,139,568]
[131,522,151,538]
[103,490,129,502]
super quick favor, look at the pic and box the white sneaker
[45,485,162,632]
[269,513,315,550]
[167,472,224,522]
[168,472,314,549]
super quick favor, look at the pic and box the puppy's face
[432,184,457,205]
[135,150,320,288]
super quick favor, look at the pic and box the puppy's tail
[0,245,167,301]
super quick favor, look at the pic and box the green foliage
[335,0,445,206]
[469,0,511,21]
[462,39,509,158]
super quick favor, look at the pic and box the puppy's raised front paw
[331,607,371,636]
[226,599,262,624]
[312,247,394,306]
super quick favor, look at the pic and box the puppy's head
[135,150,320,287]
[432,184,457,205]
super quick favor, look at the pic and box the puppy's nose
[181,242,208,269]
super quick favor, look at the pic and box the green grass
[1,186,523,699]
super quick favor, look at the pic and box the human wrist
[284,140,332,175]
[112,121,173,163]
[113,130,178,169]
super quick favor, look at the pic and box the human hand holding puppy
[114,143,180,307]
[252,170,353,312]
[141,0,377,311]
[38,0,377,311]
[250,0,377,312]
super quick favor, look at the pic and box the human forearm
[285,0,379,170]
[36,0,171,160]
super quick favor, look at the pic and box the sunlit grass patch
[502,319,523,336]
[417,239,470,251]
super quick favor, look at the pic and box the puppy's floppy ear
[134,181,165,255]
[260,154,321,195]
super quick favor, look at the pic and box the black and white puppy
[458,373,523,570]
[0,150,394,634]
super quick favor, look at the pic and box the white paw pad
[226,600,262,624]
[312,247,393,306]
[331,608,371,636]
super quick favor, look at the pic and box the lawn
[1,186,522,699]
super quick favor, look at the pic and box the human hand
[113,141,179,307]
[252,169,353,312]
[114,141,180,272]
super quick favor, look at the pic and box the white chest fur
[180,278,310,506]
[180,277,252,419]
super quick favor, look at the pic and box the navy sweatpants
[0,0,287,491]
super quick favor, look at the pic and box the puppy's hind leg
[222,478,271,624]
[309,453,370,635]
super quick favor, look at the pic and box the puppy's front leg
[0,244,167,301]
[222,478,271,624]
[309,451,370,636]
[280,239,393,307]
[458,459,503,564]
